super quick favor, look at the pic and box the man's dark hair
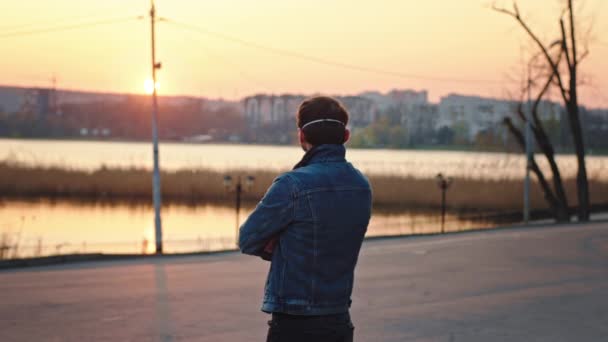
[296,96,349,146]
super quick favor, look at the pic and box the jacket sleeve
[238,175,294,256]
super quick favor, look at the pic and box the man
[238,96,372,342]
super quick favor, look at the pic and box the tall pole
[150,0,163,254]
[441,187,446,234]
[523,66,533,224]
[235,179,242,245]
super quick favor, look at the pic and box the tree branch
[532,50,564,117]
[569,0,578,68]
[560,19,573,70]
[493,1,570,105]
[502,117,560,213]
[515,104,526,123]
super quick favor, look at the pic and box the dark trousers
[266,312,354,342]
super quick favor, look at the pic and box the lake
[0,199,498,258]
[1,138,606,258]
[1,138,607,180]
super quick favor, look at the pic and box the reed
[1,161,607,211]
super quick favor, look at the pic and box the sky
[1,0,607,107]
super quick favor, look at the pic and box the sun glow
[143,225,156,254]
[144,78,160,94]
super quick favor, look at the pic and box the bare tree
[494,0,590,221]
[504,63,571,222]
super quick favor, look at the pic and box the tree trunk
[568,100,590,221]
[567,0,590,221]
[530,116,570,222]
[503,118,561,219]
[517,104,570,222]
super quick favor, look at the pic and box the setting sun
[144,78,160,94]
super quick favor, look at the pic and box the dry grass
[1,161,607,211]
[371,174,608,210]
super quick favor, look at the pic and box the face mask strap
[300,119,345,130]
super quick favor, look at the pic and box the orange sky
[1,0,607,107]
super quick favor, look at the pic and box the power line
[0,6,141,32]
[0,16,142,39]
[193,44,275,92]
[165,19,510,85]
[164,25,274,92]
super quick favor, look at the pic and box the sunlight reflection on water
[1,139,607,180]
[0,199,498,258]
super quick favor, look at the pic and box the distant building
[19,88,57,117]
[437,94,518,141]
[243,94,379,130]
[201,98,242,113]
[0,86,27,113]
[581,108,608,151]
[400,104,439,145]
[244,94,305,127]
[338,96,378,127]
[360,89,428,111]
[57,90,127,105]
[242,94,304,143]
[242,94,379,143]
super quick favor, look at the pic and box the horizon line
[0,82,606,110]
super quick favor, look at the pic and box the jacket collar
[293,144,346,169]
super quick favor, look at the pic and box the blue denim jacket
[238,144,372,315]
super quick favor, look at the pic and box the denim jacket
[238,144,372,315]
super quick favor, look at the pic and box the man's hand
[238,175,293,257]
[260,237,278,261]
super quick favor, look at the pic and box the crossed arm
[238,175,294,260]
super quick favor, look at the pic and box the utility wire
[0,5,142,32]
[0,16,143,39]
[165,19,510,85]
[195,45,275,92]
[164,24,274,92]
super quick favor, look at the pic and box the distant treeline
[0,96,245,141]
[1,99,607,153]
[347,109,608,153]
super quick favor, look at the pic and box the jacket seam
[299,186,371,196]
[307,192,318,304]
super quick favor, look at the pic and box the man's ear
[298,129,305,144]
[343,129,350,144]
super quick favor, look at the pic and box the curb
[1,219,606,271]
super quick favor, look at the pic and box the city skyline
[1,0,607,108]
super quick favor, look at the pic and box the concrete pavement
[0,222,607,341]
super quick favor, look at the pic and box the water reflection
[0,199,501,259]
[2,138,607,180]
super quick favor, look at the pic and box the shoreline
[2,218,605,271]
[2,136,607,156]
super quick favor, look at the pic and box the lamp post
[223,175,255,245]
[149,0,163,254]
[436,173,453,234]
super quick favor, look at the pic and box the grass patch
[1,161,607,211]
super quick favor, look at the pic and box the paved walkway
[1,223,607,341]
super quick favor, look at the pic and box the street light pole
[235,177,242,240]
[436,173,453,234]
[224,175,255,246]
[441,186,447,232]
[523,65,533,224]
[150,0,163,254]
